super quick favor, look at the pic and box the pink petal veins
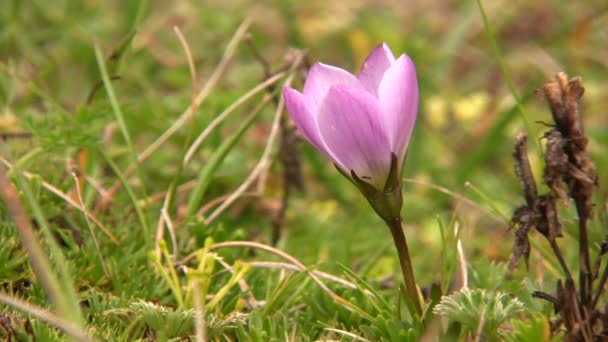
[317,85,392,189]
[358,43,396,97]
[303,62,362,110]
[377,54,418,162]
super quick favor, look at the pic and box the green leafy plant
[433,288,525,340]
[0,0,606,340]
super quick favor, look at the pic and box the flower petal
[303,63,362,110]
[283,86,327,154]
[358,43,396,96]
[317,85,392,189]
[377,54,418,162]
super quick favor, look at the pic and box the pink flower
[283,43,418,190]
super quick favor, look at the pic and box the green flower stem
[386,217,422,316]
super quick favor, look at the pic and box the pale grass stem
[204,56,305,225]
[146,176,509,223]
[155,183,175,260]
[0,166,71,322]
[71,172,110,279]
[160,205,179,261]
[0,156,119,244]
[83,174,109,199]
[142,180,258,212]
[185,93,273,216]
[464,181,510,221]
[173,26,198,108]
[203,91,284,224]
[198,191,259,216]
[473,306,487,342]
[203,257,378,306]
[247,262,375,298]
[402,177,506,224]
[324,328,370,342]
[183,71,287,165]
[142,179,197,205]
[0,144,84,327]
[16,173,85,324]
[154,26,198,261]
[0,292,95,342]
[192,279,206,342]
[208,241,375,321]
[99,18,251,208]
[455,222,468,289]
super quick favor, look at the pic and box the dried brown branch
[510,72,602,340]
[508,205,536,272]
[543,72,598,314]
[513,133,538,208]
[543,130,569,204]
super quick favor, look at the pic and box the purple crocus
[283,42,418,191]
[283,43,423,314]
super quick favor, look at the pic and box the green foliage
[186,106,264,217]
[433,288,525,341]
[0,0,606,340]
[468,260,508,291]
[23,104,110,151]
[0,224,28,285]
[503,314,561,342]
[106,300,196,340]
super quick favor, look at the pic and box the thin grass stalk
[210,240,375,321]
[154,26,198,261]
[93,41,151,239]
[185,95,272,217]
[100,149,151,244]
[0,292,94,342]
[0,156,119,244]
[99,19,252,209]
[204,55,304,224]
[0,162,83,328]
[203,89,284,224]
[71,172,110,279]
[476,0,539,154]
[14,172,84,322]
[183,71,286,165]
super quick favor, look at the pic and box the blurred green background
[1,0,607,340]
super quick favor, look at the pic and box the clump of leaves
[433,288,525,341]
[0,224,29,286]
[105,300,196,340]
[504,314,561,342]
[105,300,251,340]
[23,104,110,151]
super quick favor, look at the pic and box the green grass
[1,0,607,340]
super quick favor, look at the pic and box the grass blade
[0,162,84,328]
[93,39,150,230]
[476,0,539,154]
[185,101,265,217]
[100,149,151,243]
[0,292,94,342]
